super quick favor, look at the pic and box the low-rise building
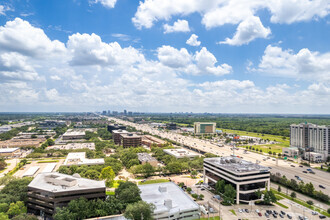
[138,182,200,220]
[304,152,324,163]
[107,124,126,133]
[137,153,158,167]
[47,143,95,150]
[282,147,299,158]
[112,130,129,145]
[63,152,104,166]
[0,147,20,157]
[38,120,66,129]
[203,156,270,204]
[27,172,106,219]
[194,122,216,135]
[120,133,142,148]
[62,129,86,140]
[166,123,177,130]
[163,148,200,159]
[141,135,166,147]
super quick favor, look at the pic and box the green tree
[0,213,9,220]
[124,201,155,220]
[223,184,236,204]
[186,187,192,194]
[327,208,330,214]
[100,166,115,187]
[11,213,38,220]
[0,203,9,213]
[115,181,141,204]
[278,185,281,192]
[306,200,313,206]
[191,170,198,178]
[215,179,226,194]
[143,163,155,177]
[46,138,55,146]
[263,190,277,204]
[84,170,100,180]
[6,201,26,217]
[290,192,296,200]
[0,177,33,203]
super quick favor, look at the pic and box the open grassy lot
[240,144,284,154]
[138,179,170,185]
[219,128,290,148]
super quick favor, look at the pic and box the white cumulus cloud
[163,19,190,34]
[186,34,201,46]
[92,0,117,8]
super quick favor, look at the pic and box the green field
[138,179,170,185]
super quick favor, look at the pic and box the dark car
[245,209,249,213]
[281,211,286,215]
[273,213,277,218]
[258,212,262,217]
[279,213,284,218]
[265,213,270,218]
[319,185,326,189]
[319,215,326,219]
[299,165,303,168]
[287,214,292,219]
[303,171,308,173]
[309,171,315,174]
[273,210,278,215]
[291,165,295,167]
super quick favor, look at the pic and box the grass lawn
[106,191,115,195]
[275,201,289,209]
[138,179,170,185]
[219,128,290,147]
[229,209,236,216]
[239,144,284,154]
[37,160,59,163]
[199,217,220,220]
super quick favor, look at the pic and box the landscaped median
[138,179,170,185]
[37,160,59,163]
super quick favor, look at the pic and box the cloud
[157,46,232,76]
[163,19,190,34]
[0,18,66,58]
[219,16,271,46]
[92,0,117,8]
[50,75,61,81]
[254,45,330,82]
[186,34,201,46]
[0,5,12,16]
[132,0,330,45]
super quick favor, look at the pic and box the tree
[6,201,26,217]
[268,151,272,155]
[46,138,55,146]
[223,184,236,204]
[124,201,155,220]
[199,194,204,200]
[290,192,296,200]
[0,177,33,203]
[255,189,262,199]
[100,166,115,187]
[0,213,9,220]
[186,187,192,194]
[0,203,9,213]
[165,161,182,174]
[11,213,38,220]
[191,170,198,178]
[327,208,330,214]
[115,181,141,204]
[306,200,313,206]
[215,179,226,194]
[83,170,100,180]
[278,186,281,192]
[263,190,277,204]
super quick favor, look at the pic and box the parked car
[303,171,308,173]
[319,215,326,219]
[287,214,292,219]
[281,211,286,215]
[255,209,260,213]
[279,213,284,218]
[258,212,262,217]
[319,185,326,189]
[291,165,295,167]
[265,212,270,218]
[273,210,278,215]
[299,165,303,168]
[273,213,277,218]
[245,209,249,213]
[238,208,243,213]
[312,211,318,215]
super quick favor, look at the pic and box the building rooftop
[120,133,141,138]
[28,172,105,193]
[63,129,85,137]
[63,152,104,166]
[0,148,19,153]
[112,129,129,134]
[163,148,200,158]
[138,182,199,215]
[204,156,269,173]
[47,143,95,150]
[137,153,157,163]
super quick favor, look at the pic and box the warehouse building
[203,156,270,204]
[27,172,106,219]
[138,182,200,220]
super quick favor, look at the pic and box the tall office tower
[124,109,127,115]
[107,110,111,115]
[290,123,330,161]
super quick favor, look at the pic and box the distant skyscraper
[102,110,106,115]
[290,123,330,160]
[124,110,127,115]
[107,110,111,115]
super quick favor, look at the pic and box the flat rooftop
[138,182,199,215]
[163,148,200,158]
[29,172,105,193]
[63,129,85,136]
[204,156,269,173]
[137,153,157,162]
[112,130,129,134]
[0,148,19,153]
[64,152,104,166]
[47,143,95,150]
[120,133,141,138]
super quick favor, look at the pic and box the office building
[194,122,216,135]
[27,172,106,219]
[138,182,200,220]
[290,123,330,161]
[107,124,126,133]
[47,143,95,151]
[282,147,299,158]
[304,152,324,163]
[112,129,129,145]
[166,123,177,130]
[203,156,270,204]
[141,135,166,147]
[62,129,85,140]
[137,153,158,167]
[63,152,104,166]
[38,120,66,129]
[120,133,142,148]
[123,110,127,115]
[163,148,200,159]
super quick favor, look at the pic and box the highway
[108,117,330,196]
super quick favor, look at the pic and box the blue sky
[0,0,329,113]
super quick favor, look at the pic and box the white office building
[138,182,200,220]
[204,156,270,204]
[63,152,104,166]
[290,123,330,161]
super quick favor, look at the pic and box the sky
[0,0,329,114]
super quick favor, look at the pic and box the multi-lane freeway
[108,117,330,196]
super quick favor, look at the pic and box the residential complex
[27,172,106,219]
[203,156,270,204]
[290,123,330,161]
[138,182,200,220]
[194,122,216,135]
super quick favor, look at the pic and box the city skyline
[0,0,329,113]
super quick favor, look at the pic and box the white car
[255,209,260,213]
[238,208,243,213]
